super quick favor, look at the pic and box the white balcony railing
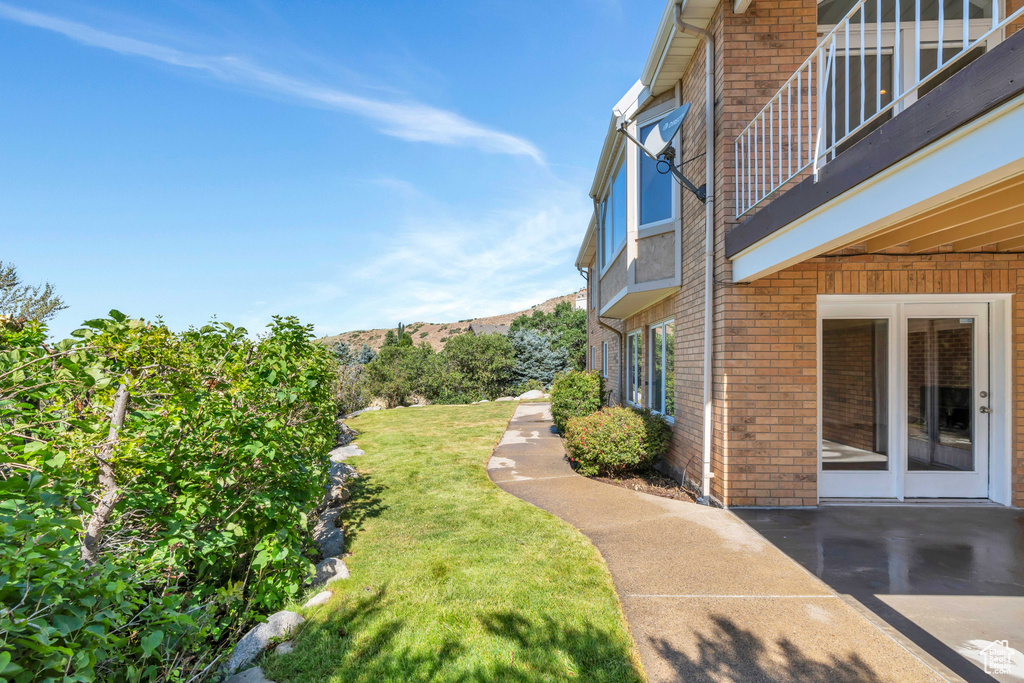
[734,0,1024,218]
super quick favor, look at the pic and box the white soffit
[642,0,718,98]
[576,213,597,268]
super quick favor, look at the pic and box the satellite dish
[641,103,691,158]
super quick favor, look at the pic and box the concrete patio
[488,403,949,682]
[736,506,1024,682]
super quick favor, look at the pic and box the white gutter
[674,0,716,504]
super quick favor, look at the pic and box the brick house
[577,0,1024,506]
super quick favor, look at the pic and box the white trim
[638,219,678,239]
[602,341,609,379]
[626,329,643,407]
[648,317,676,423]
[816,294,1012,504]
[731,96,1024,282]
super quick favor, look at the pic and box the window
[591,345,597,372]
[639,121,673,226]
[626,331,642,405]
[649,320,675,418]
[602,342,609,378]
[600,162,627,268]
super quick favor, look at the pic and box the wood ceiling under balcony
[828,173,1024,255]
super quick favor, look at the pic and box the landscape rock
[329,445,364,461]
[224,611,304,674]
[223,667,274,683]
[303,590,333,608]
[312,507,345,559]
[517,389,545,400]
[311,557,350,587]
[344,406,381,418]
[495,397,515,402]
[395,405,406,409]
[274,641,295,656]
[410,404,426,408]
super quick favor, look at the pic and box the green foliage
[0,313,338,681]
[354,343,377,365]
[510,301,586,371]
[331,340,354,365]
[363,344,438,408]
[550,371,604,433]
[336,364,371,415]
[436,333,516,401]
[509,329,571,387]
[564,408,648,477]
[632,407,672,460]
[381,329,397,348]
[0,260,68,322]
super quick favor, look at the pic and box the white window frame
[599,153,628,275]
[602,341,609,378]
[635,101,681,234]
[648,318,675,422]
[626,330,643,406]
[591,345,597,372]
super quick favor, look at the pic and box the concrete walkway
[488,403,948,683]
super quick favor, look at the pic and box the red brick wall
[715,255,1024,507]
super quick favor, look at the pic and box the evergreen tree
[381,329,398,348]
[354,343,378,365]
[331,341,354,365]
[509,329,571,387]
[509,301,586,370]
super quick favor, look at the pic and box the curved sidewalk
[488,403,946,683]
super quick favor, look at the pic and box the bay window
[639,120,673,226]
[600,161,627,268]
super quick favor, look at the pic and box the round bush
[550,371,604,433]
[564,407,650,476]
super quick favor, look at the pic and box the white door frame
[816,294,1012,504]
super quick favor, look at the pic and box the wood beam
[907,205,1024,252]
[864,175,1024,252]
[952,221,1024,251]
[997,235,1024,251]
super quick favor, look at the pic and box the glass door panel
[821,319,890,471]
[903,304,989,499]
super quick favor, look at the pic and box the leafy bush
[336,363,371,415]
[436,333,515,400]
[0,313,338,681]
[509,329,570,387]
[510,301,586,371]
[633,407,672,460]
[564,408,647,476]
[550,371,604,433]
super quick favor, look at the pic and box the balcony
[727,0,1024,281]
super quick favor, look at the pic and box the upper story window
[600,161,627,269]
[639,120,673,226]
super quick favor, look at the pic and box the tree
[381,329,398,348]
[0,261,67,322]
[362,343,438,408]
[331,340,354,365]
[509,329,571,387]
[510,301,586,370]
[354,343,377,365]
[439,332,516,399]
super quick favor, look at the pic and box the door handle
[979,406,992,414]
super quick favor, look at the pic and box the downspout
[674,1,716,504]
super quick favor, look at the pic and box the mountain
[318,292,581,352]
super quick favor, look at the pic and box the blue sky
[1,0,661,339]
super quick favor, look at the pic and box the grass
[261,403,644,683]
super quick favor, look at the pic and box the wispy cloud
[235,184,589,336]
[0,2,544,162]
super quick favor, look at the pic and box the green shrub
[562,407,672,477]
[0,313,338,681]
[633,407,672,460]
[550,371,604,433]
[564,408,646,476]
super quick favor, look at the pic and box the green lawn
[261,403,644,683]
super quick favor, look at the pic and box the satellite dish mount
[616,103,706,204]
